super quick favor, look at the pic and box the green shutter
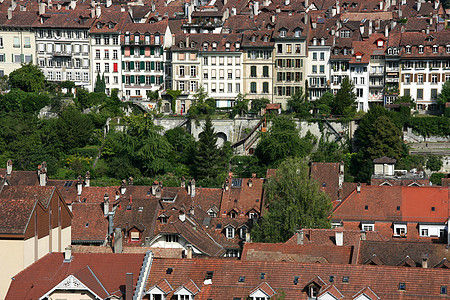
[122,61,125,69]
[122,48,124,55]
[130,47,135,55]
[161,62,164,70]
[282,59,286,67]
[160,47,163,55]
[130,75,135,83]
[140,47,145,55]
[140,61,145,70]
[247,51,250,58]
[151,61,155,70]
[122,75,125,83]
[130,61,134,70]
[140,75,145,83]
[151,47,155,55]
[150,75,155,84]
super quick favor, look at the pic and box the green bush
[430,173,446,185]
[407,117,450,137]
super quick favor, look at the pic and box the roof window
[260,273,265,279]
[342,276,349,283]
[293,276,299,285]
[166,268,173,274]
[399,283,406,290]
[238,276,245,282]
[441,286,448,295]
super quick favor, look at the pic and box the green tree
[188,87,216,118]
[251,158,332,243]
[166,89,182,113]
[255,116,315,167]
[287,87,312,117]
[365,116,404,160]
[94,73,106,93]
[9,63,45,92]
[430,173,446,185]
[314,91,334,115]
[194,116,223,180]
[331,77,356,116]
[165,127,196,165]
[231,93,249,118]
[437,81,450,110]
[75,88,92,110]
[427,156,443,172]
[250,98,270,115]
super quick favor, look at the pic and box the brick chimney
[186,245,193,259]
[64,246,72,262]
[422,254,428,268]
[126,273,133,300]
[190,179,196,197]
[38,162,47,187]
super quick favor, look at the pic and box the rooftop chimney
[155,186,161,198]
[186,245,193,259]
[360,231,366,240]
[70,0,76,9]
[103,193,109,216]
[85,171,90,187]
[90,7,95,18]
[305,0,309,8]
[7,7,12,19]
[106,0,112,7]
[335,231,344,246]
[356,183,361,193]
[181,176,186,188]
[245,232,251,243]
[39,2,45,14]
[385,24,389,37]
[426,25,430,34]
[179,211,186,222]
[248,179,253,187]
[6,159,12,176]
[120,180,126,195]
[11,0,16,10]
[297,230,304,244]
[152,181,158,196]
[77,175,83,196]
[190,179,196,197]
[336,0,340,14]
[128,177,133,185]
[360,22,365,35]
[332,6,336,16]
[416,1,421,11]
[422,254,428,268]
[114,228,123,253]
[95,4,101,18]
[368,20,373,35]
[38,162,47,187]
[379,0,383,10]
[64,246,72,262]
[126,273,133,300]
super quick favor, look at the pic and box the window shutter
[140,75,145,83]
[130,61,134,70]
[140,61,145,70]
[140,47,145,55]
[130,75,135,83]
[122,61,125,69]
[122,75,125,83]
[428,74,431,82]
[151,47,155,55]
[414,74,417,82]
[122,48,124,55]
[151,75,155,83]
[160,47,163,55]
[130,47,135,55]
[196,66,198,75]
[401,74,404,82]
[151,61,155,70]
[161,62,164,69]
[247,51,250,58]
[176,66,179,75]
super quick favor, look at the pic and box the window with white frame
[165,234,179,243]
[406,45,411,54]
[226,227,235,239]
[433,45,438,53]
[418,45,424,54]
[362,223,374,231]
[394,224,407,237]
[239,227,247,239]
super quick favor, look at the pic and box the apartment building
[273,13,308,109]
[0,9,38,77]
[198,34,243,108]
[241,30,274,103]
[121,20,170,101]
[90,7,130,96]
[34,2,95,90]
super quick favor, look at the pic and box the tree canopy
[331,77,356,116]
[188,88,216,118]
[9,63,46,92]
[251,158,332,243]
[231,93,250,118]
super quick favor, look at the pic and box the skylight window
[293,276,299,285]
[205,271,214,280]
[260,273,265,279]
[166,268,173,274]
[342,276,349,283]
[399,283,406,290]
[238,276,245,282]
[329,276,334,283]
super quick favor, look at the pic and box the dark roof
[373,156,397,164]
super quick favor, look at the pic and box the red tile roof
[6,252,145,299]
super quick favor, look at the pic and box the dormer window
[321,38,325,45]
[225,226,235,239]
[130,230,140,242]
[377,39,384,47]
[308,285,319,298]
[179,42,184,48]
[134,34,140,44]
[225,42,230,50]
[108,22,114,29]
[433,45,438,53]
[280,29,287,37]
[191,42,195,48]
[96,22,103,29]
[155,35,160,45]
[313,37,317,45]
[203,43,208,51]
[343,48,348,55]
[229,210,236,218]
[212,42,217,51]
[251,35,257,42]
[334,48,339,55]
[125,34,130,44]
[263,35,269,42]
[235,42,240,50]
[145,34,150,44]
[447,45,450,53]
[388,48,392,55]
[418,45,424,54]
[295,29,301,37]
[406,45,411,54]
[340,30,351,38]
[239,227,247,239]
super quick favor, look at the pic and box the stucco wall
[0,239,24,300]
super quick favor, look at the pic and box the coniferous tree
[194,116,223,180]
[331,77,356,116]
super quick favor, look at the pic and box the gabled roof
[6,252,145,299]
[318,284,344,299]
[148,279,173,294]
[249,282,276,298]
[175,279,200,295]
[353,286,380,300]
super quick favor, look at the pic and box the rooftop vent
[343,276,349,283]
[260,273,265,279]
[293,276,299,285]
[238,276,245,282]
[166,268,173,274]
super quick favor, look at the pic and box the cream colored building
[0,166,72,300]
[0,10,38,78]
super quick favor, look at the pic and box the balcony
[386,66,399,72]
[369,82,384,87]
[53,52,72,57]
[385,77,399,83]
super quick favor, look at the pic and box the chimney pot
[126,273,133,300]
[190,179,196,197]
[64,246,72,262]
[120,180,127,195]
[186,245,193,259]
[6,159,12,176]
[297,230,304,244]
[356,183,361,193]
[422,254,428,268]
[85,171,90,187]
[114,228,123,253]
